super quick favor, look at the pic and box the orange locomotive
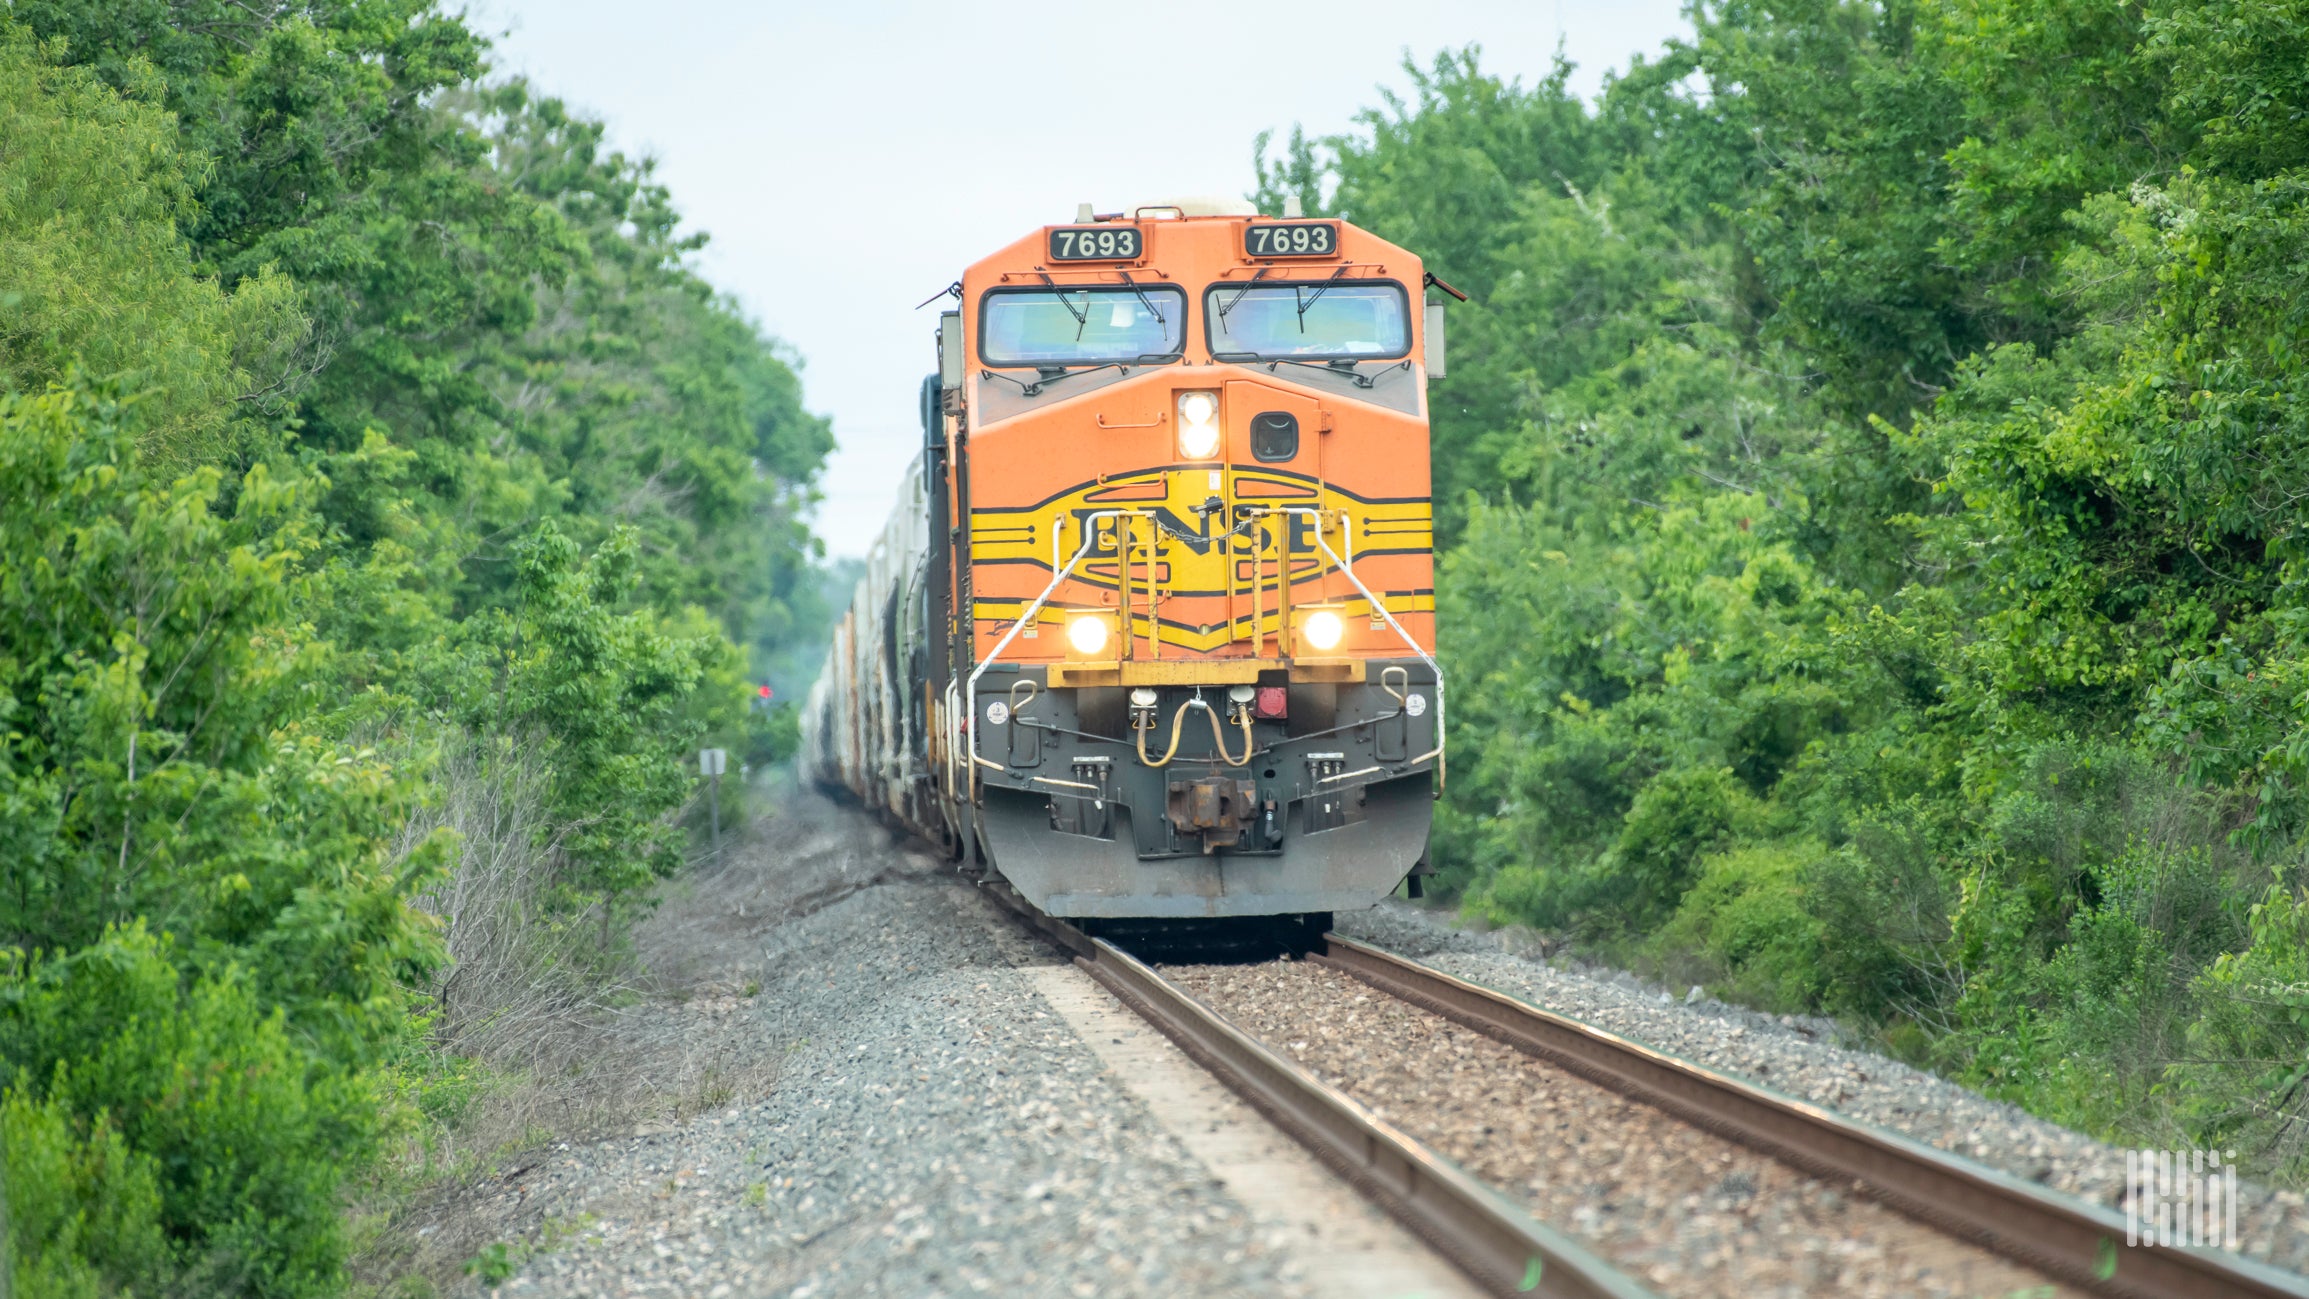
[803,197,1455,926]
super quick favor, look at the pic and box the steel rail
[1314,933,2309,1299]
[975,881,1657,1299]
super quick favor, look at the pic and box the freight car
[802,197,1454,925]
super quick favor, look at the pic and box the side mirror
[938,311,964,390]
[1423,299,1447,380]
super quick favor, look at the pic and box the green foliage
[1612,767,1752,922]
[0,389,440,1293]
[2,1087,168,1299]
[0,4,834,1290]
[2180,877,2309,1178]
[1657,843,1829,1012]
[2149,0,2309,179]
[464,1241,519,1287]
[745,702,800,770]
[0,31,303,466]
[1,926,388,1296]
[0,387,445,1054]
[1282,0,2309,1175]
[489,524,712,905]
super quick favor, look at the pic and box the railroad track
[981,879,2309,1299]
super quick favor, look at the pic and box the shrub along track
[991,886,2309,1299]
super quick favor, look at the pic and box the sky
[474,0,1695,557]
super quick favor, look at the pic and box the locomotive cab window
[980,285,1186,367]
[1205,280,1410,361]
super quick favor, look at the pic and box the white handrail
[960,504,1445,792]
[964,509,1140,788]
[1254,506,1446,777]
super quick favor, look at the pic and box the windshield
[980,285,1186,366]
[1205,281,1410,360]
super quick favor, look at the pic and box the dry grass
[350,734,782,1294]
[404,736,613,1068]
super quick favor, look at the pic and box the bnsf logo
[967,467,1431,654]
[1060,503,1325,559]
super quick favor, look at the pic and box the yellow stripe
[973,594,1435,654]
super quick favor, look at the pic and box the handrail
[1244,506,1447,787]
[1095,410,1166,429]
[964,503,1444,793]
[965,508,1145,793]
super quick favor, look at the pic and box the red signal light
[758,685,773,699]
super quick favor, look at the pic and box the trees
[0,8,831,1291]
[1274,0,2309,1179]
[0,387,441,1295]
[0,31,303,467]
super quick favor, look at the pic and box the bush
[475,523,715,918]
[1474,765,1755,934]
[1657,843,1827,1011]
[1610,766,1750,923]
[744,700,799,770]
[0,386,446,1058]
[2179,876,2309,1180]
[2,1089,168,1299]
[0,926,385,1296]
[1801,801,1964,1024]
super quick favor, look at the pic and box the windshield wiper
[1263,356,1377,388]
[1216,352,1383,384]
[1036,273,1090,340]
[1292,267,1351,333]
[982,366,1099,398]
[1029,362,1120,394]
[1116,270,1168,327]
[981,361,1143,398]
[1030,352,1183,394]
[1215,268,1270,321]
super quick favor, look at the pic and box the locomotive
[801,197,1452,925]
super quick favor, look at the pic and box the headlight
[1299,609,1345,652]
[1066,613,1111,656]
[1177,390,1220,459]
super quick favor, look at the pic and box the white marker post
[699,747,728,864]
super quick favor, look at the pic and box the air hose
[1135,698,1256,768]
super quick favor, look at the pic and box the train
[801,196,1453,927]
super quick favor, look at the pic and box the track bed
[1170,957,2064,1297]
[990,889,2308,1299]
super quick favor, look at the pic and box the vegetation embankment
[0,5,829,1295]
[1258,0,2309,1185]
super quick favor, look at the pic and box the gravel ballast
[436,792,1318,1298]
[1170,957,2070,1298]
[401,788,2306,1295]
[1334,901,2309,1277]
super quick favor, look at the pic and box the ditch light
[1065,610,1117,660]
[1297,607,1345,653]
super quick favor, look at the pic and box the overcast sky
[473,0,1694,557]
